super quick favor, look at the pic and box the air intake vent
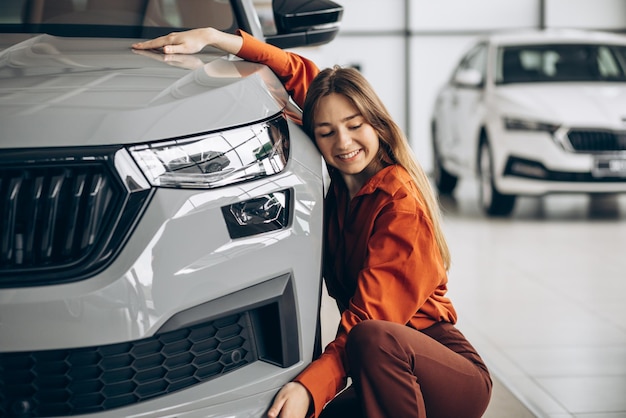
[0,312,258,417]
[0,147,152,287]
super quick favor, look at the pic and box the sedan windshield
[0,0,239,38]
[496,43,626,84]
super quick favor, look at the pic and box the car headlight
[503,117,560,134]
[221,189,291,239]
[128,114,289,189]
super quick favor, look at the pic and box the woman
[133,28,492,418]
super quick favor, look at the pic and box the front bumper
[0,122,325,417]
[491,127,626,196]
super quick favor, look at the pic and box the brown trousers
[319,320,492,418]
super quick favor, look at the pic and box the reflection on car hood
[0,34,291,148]
[495,83,626,128]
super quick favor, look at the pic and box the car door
[449,43,488,171]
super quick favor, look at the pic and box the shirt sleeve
[295,197,450,417]
[235,30,319,109]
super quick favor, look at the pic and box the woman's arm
[132,28,318,109]
[132,27,243,56]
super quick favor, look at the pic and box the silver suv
[0,1,342,416]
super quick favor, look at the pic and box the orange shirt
[298,166,457,417]
[236,32,457,418]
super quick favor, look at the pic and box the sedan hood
[0,34,291,148]
[494,83,626,128]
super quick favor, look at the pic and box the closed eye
[348,124,362,131]
[318,131,334,138]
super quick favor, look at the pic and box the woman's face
[312,93,381,178]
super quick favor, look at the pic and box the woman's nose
[336,127,351,148]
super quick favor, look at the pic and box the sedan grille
[0,312,257,417]
[567,129,626,152]
[0,147,152,288]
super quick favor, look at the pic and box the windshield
[0,0,239,38]
[496,43,626,84]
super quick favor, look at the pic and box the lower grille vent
[0,312,258,417]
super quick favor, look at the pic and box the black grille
[0,312,257,417]
[567,129,626,152]
[0,147,151,287]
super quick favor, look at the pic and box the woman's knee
[346,321,384,374]
[346,320,396,359]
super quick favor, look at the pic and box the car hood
[494,83,626,128]
[0,34,292,148]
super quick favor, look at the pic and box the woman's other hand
[131,27,243,56]
[132,28,212,54]
[267,382,312,418]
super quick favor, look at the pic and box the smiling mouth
[337,149,361,160]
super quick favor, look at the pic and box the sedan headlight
[503,117,560,134]
[128,114,290,189]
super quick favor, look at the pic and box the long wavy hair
[302,65,451,270]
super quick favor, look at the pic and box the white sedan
[431,29,626,216]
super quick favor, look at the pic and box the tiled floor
[319,178,626,418]
[440,179,626,418]
[483,377,535,418]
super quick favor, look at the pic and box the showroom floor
[320,177,626,418]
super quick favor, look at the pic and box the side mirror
[266,0,343,49]
[454,68,483,88]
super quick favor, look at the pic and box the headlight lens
[128,114,290,189]
[503,117,560,134]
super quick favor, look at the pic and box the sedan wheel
[478,139,516,216]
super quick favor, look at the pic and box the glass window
[0,0,237,37]
[497,43,626,84]
[597,46,621,77]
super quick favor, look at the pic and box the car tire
[478,136,516,216]
[431,124,458,194]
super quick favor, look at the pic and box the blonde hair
[302,66,451,269]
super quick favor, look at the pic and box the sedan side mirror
[454,68,483,87]
[266,0,344,48]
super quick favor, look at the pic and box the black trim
[159,273,300,368]
[504,156,626,182]
[230,0,253,35]
[266,26,340,49]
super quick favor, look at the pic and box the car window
[496,43,626,84]
[0,0,238,38]
[597,46,622,77]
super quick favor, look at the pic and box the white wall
[409,0,539,31]
[293,36,407,134]
[286,0,626,171]
[546,0,626,29]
